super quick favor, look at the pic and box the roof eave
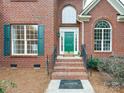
[107,0,124,15]
[81,0,101,15]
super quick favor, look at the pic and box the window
[94,20,112,52]
[11,25,38,55]
[75,33,77,51]
[61,35,63,52]
[62,6,77,24]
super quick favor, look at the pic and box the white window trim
[59,27,79,55]
[11,25,38,56]
[94,28,112,52]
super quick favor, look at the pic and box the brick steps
[52,74,87,80]
[52,72,87,75]
[56,59,82,62]
[56,60,82,62]
[53,69,85,72]
[55,62,82,64]
[52,72,87,80]
[54,66,84,70]
[55,63,83,67]
[51,56,87,80]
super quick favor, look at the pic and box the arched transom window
[62,6,77,24]
[94,20,112,52]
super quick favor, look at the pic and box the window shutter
[38,25,45,56]
[4,24,11,56]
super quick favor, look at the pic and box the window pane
[75,33,77,51]
[94,29,102,39]
[94,29,102,51]
[13,40,24,54]
[12,25,24,39]
[62,6,77,23]
[94,40,102,51]
[95,21,110,28]
[104,29,111,40]
[27,40,38,54]
[103,29,111,51]
[103,41,110,51]
[26,25,38,39]
[12,25,38,55]
[61,36,63,51]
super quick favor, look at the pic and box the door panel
[64,32,74,52]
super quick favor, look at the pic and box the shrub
[97,57,124,87]
[87,56,101,69]
[0,88,4,93]
[0,80,16,93]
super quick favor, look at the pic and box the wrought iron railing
[51,46,57,69]
[81,44,87,69]
[46,55,49,75]
[46,46,57,75]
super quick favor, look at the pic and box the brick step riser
[55,64,83,67]
[53,69,86,72]
[56,60,82,63]
[56,61,83,63]
[57,59,82,61]
[52,76,88,80]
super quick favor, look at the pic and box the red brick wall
[84,0,124,57]
[0,0,56,67]
[53,0,58,49]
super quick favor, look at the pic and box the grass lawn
[0,68,124,93]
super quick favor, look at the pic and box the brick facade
[0,0,57,67]
[84,0,124,57]
[0,0,124,68]
[0,0,83,68]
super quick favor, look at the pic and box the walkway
[45,56,95,93]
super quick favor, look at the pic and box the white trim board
[80,0,124,15]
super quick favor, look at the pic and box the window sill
[94,51,112,53]
[11,0,37,2]
[10,55,39,58]
[61,23,78,27]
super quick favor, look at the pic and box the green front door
[64,32,74,53]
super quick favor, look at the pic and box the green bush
[87,57,101,69]
[0,80,16,93]
[0,88,5,93]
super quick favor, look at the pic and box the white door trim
[82,23,84,44]
[59,27,79,55]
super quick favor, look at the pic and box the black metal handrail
[51,46,57,69]
[81,44,87,69]
[46,55,49,75]
[46,46,57,75]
